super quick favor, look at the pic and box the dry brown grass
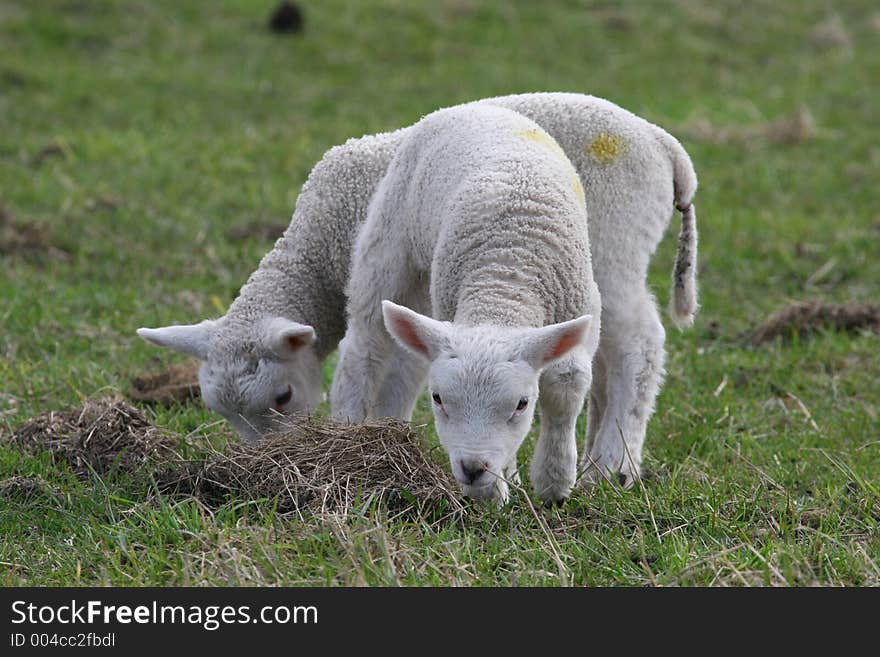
[7,398,180,476]
[0,475,61,501]
[750,300,880,346]
[5,397,463,518]
[159,415,463,518]
[129,362,201,406]
[0,207,70,260]
[681,108,817,146]
[809,15,852,51]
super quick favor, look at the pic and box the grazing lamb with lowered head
[137,129,405,440]
[137,92,698,485]
[332,104,601,504]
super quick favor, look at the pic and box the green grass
[1,0,878,586]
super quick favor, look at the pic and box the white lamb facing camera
[332,104,602,504]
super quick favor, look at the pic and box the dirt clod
[130,362,201,406]
[269,1,304,34]
[750,300,880,346]
[30,140,71,167]
[0,207,70,260]
[8,398,179,476]
[603,11,633,32]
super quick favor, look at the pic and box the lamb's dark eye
[431,392,442,406]
[274,386,292,408]
[516,398,528,411]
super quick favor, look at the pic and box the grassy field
[1,0,878,586]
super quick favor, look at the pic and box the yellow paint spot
[572,175,586,205]
[517,128,585,206]
[587,133,626,164]
[517,128,567,160]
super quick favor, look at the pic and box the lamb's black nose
[460,461,486,485]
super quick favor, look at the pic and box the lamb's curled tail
[670,201,698,328]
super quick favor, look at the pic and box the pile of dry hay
[160,415,463,516]
[8,398,179,476]
[129,362,201,406]
[750,300,880,346]
[6,397,462,517]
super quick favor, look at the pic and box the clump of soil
[130,362,201,406]
[268,1,304,34]
[30,139,72,167]
[160,416,463,517]
[225,221,289,242]
[0,207,69,260]
[0,476,61,501]
[603,11,633,32]
[8,398,179,476]
[809,15,852,51]
[750,301,880,346]
[761,108,817,145]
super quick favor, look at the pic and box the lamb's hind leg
[530,345,592,504]
[579,292,665,488]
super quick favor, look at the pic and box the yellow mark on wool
[517,128,567,160]
[572,175,585,206]
[517,128,584,204]
[587,133,626,164]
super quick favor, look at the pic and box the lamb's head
[382,300,591,502]
[136,316,322,441]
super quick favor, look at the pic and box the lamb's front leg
[330,320,396,422]
[579,296,665,488]
[585,351,608,456]
[332,215,419,422]
[531,346,592,503]
[372,344,429,420]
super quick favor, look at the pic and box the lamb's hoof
[578,464,638,490]
[532,482,572,506]
[577,465,604,489]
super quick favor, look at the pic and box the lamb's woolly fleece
[215,129,407,360]
[481,93,698,328]
[216,92,697,359]
[348,104,598,330]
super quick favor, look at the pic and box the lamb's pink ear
[136,320,217,360]
[264,318,316,359]
[382,300,449,361]
[519,314,592,370]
